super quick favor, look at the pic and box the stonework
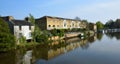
[36,16,87,30]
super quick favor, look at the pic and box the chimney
[2,16,14,21]
[8,16,14,21]
[25,17,30,22]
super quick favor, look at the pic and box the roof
[37,16,81,21]
[0,16,14,21]
[12,20,33,26]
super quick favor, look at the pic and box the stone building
[35,16,87,30]
[89,23,97,32]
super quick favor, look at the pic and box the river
[0,33,120,64]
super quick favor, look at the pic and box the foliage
[19,36,26,44]
[29,14,35,24]
[51,28,58,36]
[75,16,81,21]
[29,14,42,43]
[0,18,15,50]
[35,30,50,43]
[57,29,64,37]
[105,19,120,29]
[97,33,103,41]
[96,21,104,30]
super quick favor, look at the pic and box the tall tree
[96,21,104,30]
[105,19,114,29]
[29,14,41,43]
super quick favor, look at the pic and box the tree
[57,29,64,38]
[81,19,89,30]
[29,14,35,24]
[96,21,104,30]
[115,19,120,28]
[19,36,26,44]
[104,19,114,29]
[51,28,58,36]
[75,16,81,21]
[0,18,15,50]
[29,14,42,43]
[35,30,50,43]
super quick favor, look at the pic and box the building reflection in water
[0,34,98,64]
[32,34,98,62]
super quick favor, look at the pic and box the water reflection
[97,33,103,41]
[0,34,102,64]
[1,33,120,64]
[23,50,32,64]
[105,32,120,40]
[32,35,97,62]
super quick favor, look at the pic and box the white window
[28,32,32,37]
[63,20,67,28]
[19,26,22,30]
[19,33,22,38]
[71,21,74,28]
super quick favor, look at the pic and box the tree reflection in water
[0,34,101,64]
[105,32,120,40]
[32,35,98,62]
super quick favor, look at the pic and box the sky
[0,0,120,24]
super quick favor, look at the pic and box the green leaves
[96,21,104,30]
[0,18,15,51]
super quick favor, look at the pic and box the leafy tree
[97,33,103,41]
[105,19,120,29]
[29,14,42,43]
[96,21,104,30]
[75,16,81,21]
[104,19,114,29]
[29,14,35,24]
[0,18,15,50]
[51,28,58,36]
[57,29,64,38]
[35,30,49,43]
[115,19,120,28]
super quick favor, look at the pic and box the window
[48,25,51,27]
[19,33,22,38]
[63,20,67,27]
[29,26,31,30]
[71,21,74,28]
[57,25,59,27]
[19,26,22,30]
[29,32,31,37]
[53,25,55,27]
[72,23,74,27]
[64,23,66,27]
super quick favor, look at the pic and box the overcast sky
[0,0,120,24]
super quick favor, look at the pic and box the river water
[0,33,120,64]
